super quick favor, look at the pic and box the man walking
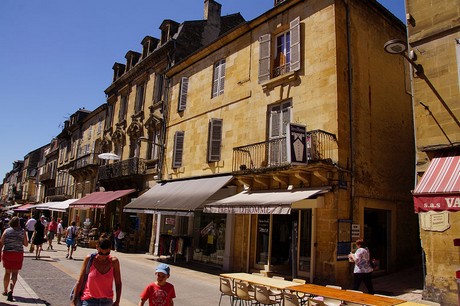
[25,216,37,243]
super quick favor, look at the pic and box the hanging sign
[286,123,307,165]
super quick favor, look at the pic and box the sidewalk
[0,254,47,306]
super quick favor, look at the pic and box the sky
[0,0,405,180]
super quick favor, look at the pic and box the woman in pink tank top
[71,234,122,306]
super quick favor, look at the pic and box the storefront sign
[200,221,215,237]
[286,123,307,165]
[351,224,360,238]
[165,217,175,225]
[414,195,460,212]
[420,211,450,232]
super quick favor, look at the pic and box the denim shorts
[81,298,113,306]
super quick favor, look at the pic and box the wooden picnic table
[220,272,298,289]
[287,283,407,306]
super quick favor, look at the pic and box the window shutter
[154,74,164,103]
[290,17,301,72]
[270,105,281,138]
[178,77,188,111]
[172,131,185,168]
[135,83,145,113]
[208,118,223,162]
[219,61,225,96]
[258,34,271,83]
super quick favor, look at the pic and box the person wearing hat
[138,263,176,306]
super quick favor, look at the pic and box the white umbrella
[98,153,120,160]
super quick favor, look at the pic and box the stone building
[126,0,420,285]
[395,0,460,304]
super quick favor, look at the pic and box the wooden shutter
[172,131,185,168]
[258,34,271,83]
[219,60,225,96]
[178,77,188,111]
[154,74,164,103]
[208,118,223,162]
[290,17,301,72]
[270,105,281,138]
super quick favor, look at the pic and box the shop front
[203,187,329,281]
[123,175,234,265]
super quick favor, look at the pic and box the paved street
[0,242,428,305]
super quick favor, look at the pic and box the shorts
[66,238,75,247]
[81,298,113,306]
[2,252,24,270]
[47,231,56,240]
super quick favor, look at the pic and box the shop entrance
[255,210,313,279]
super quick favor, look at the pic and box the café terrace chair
[235,281,257,306]
[307,298,326,306]
[283,291,301,306]
[254,285,283,306]
[219,277,237,306]
[291,278,309,305]
[322,285,343,306]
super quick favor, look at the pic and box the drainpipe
[345,0,355,221]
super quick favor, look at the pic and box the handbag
[70,253,96,305]
[29,243,35,253]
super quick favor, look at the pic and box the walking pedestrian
[65,221,78,260]
[25,216,36,243]
[57,219,64,244]
[71,234,122,306]
[47,218,58,250]
[138,263,176,306]
[348,239,374,294]
[32,216,46,260]
[0,216,28,302]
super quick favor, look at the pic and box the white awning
[35,199,78,212]
[203,187,330,214]
[123,175,233,215]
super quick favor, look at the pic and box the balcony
[98,157,146,180]
[233,129,338,172]
[39,171,55,182]
[69,153,100,176]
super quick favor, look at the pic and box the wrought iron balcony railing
[233,129,338,172]
[98,157,146,180]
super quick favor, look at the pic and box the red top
[48,221,58,232]
[140,282,176,306]
[81,257,114,300]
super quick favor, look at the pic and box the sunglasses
[98,250,111,256]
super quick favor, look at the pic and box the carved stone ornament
[127,119,143,138]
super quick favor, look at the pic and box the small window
[172,131,185,168]
[135,83,145,113]
[208,118,223,162]
[212,59,226,98]
[119,95,128,121]
[178,77,189,111]
[154,74,164,103]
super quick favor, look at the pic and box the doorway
[364,208,390,271]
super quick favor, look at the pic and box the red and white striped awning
[413,149,460,213]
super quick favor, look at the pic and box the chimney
[204,0,221,27]
[202,0,222,45]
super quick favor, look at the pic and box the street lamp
[384,39,460,129]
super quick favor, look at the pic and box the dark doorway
[364,208,390,271]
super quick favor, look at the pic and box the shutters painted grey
[258,34,271,83]
[212,60,225,98]
[172,131,185,168]
[178,77,189,111]
[208,118,223,162]
[290,17,301,72]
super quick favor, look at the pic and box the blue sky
[0,0,405,180]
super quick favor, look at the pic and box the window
[268,100,292,165]
[119,95,128,121]
[258,17,300,83]
[154,74,164,103]
[212,59,225,98]
[105,104,114,130]
[172,131,185,168]
[134,83,145,113]
[178,77,189,111]
[208,118,223,162]
[147,129,161,160]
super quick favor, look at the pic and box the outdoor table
[221,272,298,290]
[287,283,407,306]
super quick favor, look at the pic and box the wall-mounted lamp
[384,39,460,129]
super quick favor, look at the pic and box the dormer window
[141,36,159,59]
[159,20,179,45]
[125,51,141,71]
[112,63,126,82]
[274,0,286,5]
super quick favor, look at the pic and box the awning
[203,187,330,214]
[71,189,136,209]
[49,199,78,212]
[413,150,460,213]
[13,203,35,212]
[123,175,233,215]
[35,199,78,212]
